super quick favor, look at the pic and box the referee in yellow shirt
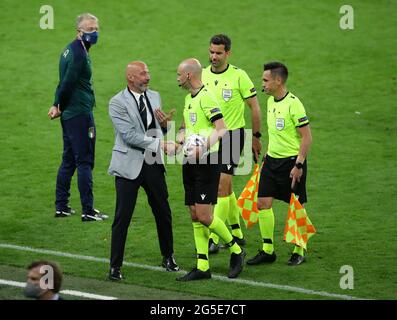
[176,58,245,281]
[247,62,313,266]
[202,34,262,253]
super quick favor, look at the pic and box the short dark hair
[264,62,288,83]
[28,260,63,293]
[210,34,231,51]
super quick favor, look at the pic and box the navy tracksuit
[56,113,95,214]
[53,39,96,214]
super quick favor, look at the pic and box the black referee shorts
[218,128,245,175]
[258,154,307,204]
[183,153,221,206]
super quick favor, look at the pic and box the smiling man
[108,61,179,281]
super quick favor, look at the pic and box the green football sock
[293,245,304,256]
[209,216,241,254]
[259,208,275,254]
[193,222,209,271]
[227,192,244,239]
[209,196,229,245]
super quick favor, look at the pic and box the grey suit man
[108,61,179,281]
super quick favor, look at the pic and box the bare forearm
[247,96,261,133]
[297,139,311,163]
[296,126,312,163]
[207,119,226,150]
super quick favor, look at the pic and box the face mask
[23,282,44,299]
[81,31,98,45]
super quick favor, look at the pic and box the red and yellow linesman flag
[283,193,316,250]
[237,163,260,228]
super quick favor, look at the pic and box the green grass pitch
[0,0,396,300]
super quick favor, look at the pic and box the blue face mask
[81,31,98,45]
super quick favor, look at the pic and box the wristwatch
[295,162,304,169]
[253,132,262,138]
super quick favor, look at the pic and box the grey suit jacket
[108,88,164,180]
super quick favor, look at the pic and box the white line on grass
[0,243,367,300]
[0,279,117,300]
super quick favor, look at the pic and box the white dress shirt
[130,90,152,128]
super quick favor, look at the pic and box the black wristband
[295,162,304,169]
[253,132,262,138]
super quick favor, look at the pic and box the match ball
[183,134,206,156]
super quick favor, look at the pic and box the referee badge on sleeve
[222,89,232,102]
[276,118,285,131]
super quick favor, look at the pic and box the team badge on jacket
[88,127,95,138]
[222,89,232,102]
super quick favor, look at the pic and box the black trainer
[247,250,277,265]
[176,268,211,281]
[228,248,246,278]
[82,209,109,222]
[233,235,246,246]
[55,205,75,218]
[108,267,123,281]
[162,255,180,272]
[287,253,305,266]
[208,238,220,254]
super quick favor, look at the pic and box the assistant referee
[247,62,313,266]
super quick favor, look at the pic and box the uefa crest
[276,118,285,130]
[222,89,232,102]
[189,112,197,125]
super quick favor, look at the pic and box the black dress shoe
[162,255,180,272]
[228,248,246,278]
[247,250,277,265]
[109,267,123,281]
[176,268,211,281]
[287,253,305,266]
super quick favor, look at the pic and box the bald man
[108,61,179,281]
[175,58,246,281]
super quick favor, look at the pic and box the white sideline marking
[0,243,366,300]
[0,279,117,300]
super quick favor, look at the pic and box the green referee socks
[258,208,275,254]
[227,192,244,239]
[293,245,305,257]
[193,222,209,271]
[209,216,241,254]
[209,196,229,245]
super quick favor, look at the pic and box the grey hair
[76,13,98,30]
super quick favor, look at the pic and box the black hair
[264,61,288,83]
[28,260,63,293]
[210,34,231,51]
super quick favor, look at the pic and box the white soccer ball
[183,134,206,157]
